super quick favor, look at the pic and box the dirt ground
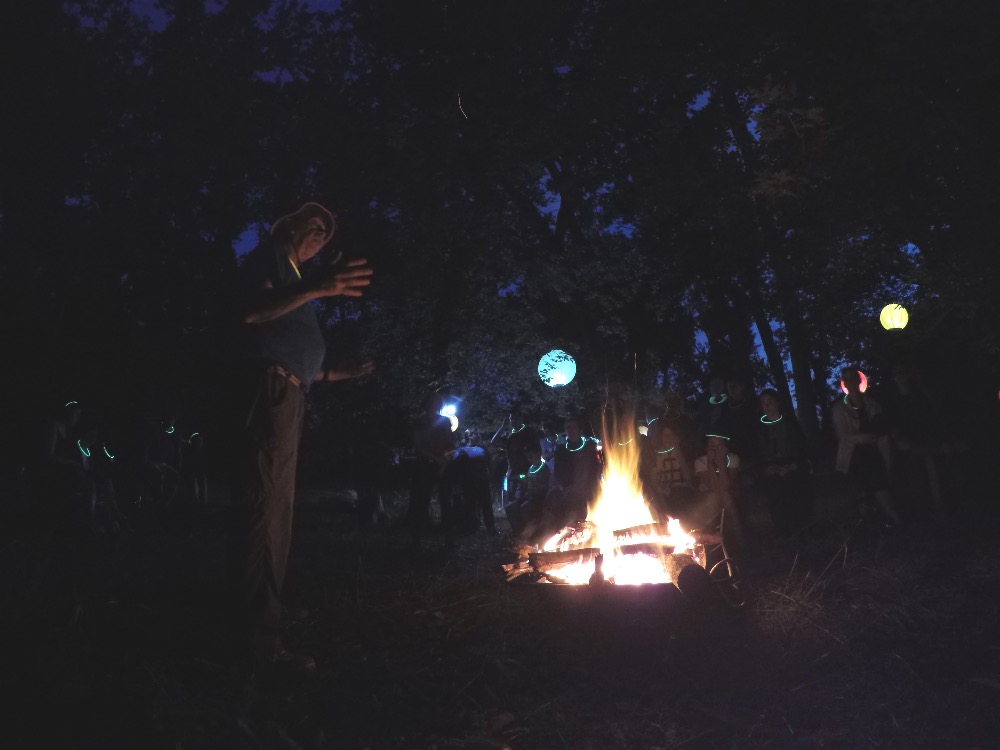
[2,467,999,750]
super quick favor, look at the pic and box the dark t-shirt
[553,437,601,491]
[238,236,326,383]
[758,415,808,473]
[504,425,537,475]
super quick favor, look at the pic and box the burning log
[502,560,536,582]
[528,547,599,572]
[506,407,716,591]
[617,542,680,558]
[613,522,720,547]
[613,522,665,541]
[542,520,598,551]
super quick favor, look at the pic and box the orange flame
[537,407,700,584]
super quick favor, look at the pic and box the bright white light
[538,349,577,388]
[448,415,459,432]
[439,404,457,417]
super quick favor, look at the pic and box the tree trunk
[741,280,794,409]
[784,314,821,439]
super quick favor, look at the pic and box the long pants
[761,471,811,537]
[408,458,452,544]
[229,367,305,647]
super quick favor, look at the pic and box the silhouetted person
[182,431,208,507]
[548,417,602,527]
[657,390,700,463]
[490,407,537,508]
[144,413,182,509]
[34,401,96,531]
[229,201,373,672]
[408,393,456,549]
[505,442,551,540]
[757,389,812,539]
[881,361,967,520]
[444,444,497,535]
[726,375,760,473]
[700,375,733,437]
[832,367,901,527]
[640,420,696,523]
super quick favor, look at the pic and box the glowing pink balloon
[840,370,868,394]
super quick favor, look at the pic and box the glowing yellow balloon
[879,304,908,330]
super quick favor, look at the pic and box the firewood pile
[503,520,720,587]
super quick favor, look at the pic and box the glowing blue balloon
[538,349,577,387]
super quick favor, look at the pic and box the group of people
[491,364,962,553]
[16,201,375,675]
[22,399,208,536]
[16,196,966,680]
[832,362,966,527]
[491,377,809,553]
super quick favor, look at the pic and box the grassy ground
[2,469,998,749]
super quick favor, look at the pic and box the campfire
[505,411,710,587]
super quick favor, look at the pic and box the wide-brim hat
[269,202,336,241]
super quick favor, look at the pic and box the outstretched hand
[315,258,373,298]
[348,361,376,379]
[317,361,376,384]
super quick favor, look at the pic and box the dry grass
[2,478,999,749]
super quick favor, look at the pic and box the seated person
[693,433,748,551]
[640,420,696,523]
[757,389,812,538]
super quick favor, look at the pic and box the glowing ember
[531,408,702,586]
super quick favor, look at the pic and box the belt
[268,363,306,391]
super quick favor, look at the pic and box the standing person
[407,393,457,550]
[490,407,537,508]
[182,431,208,507]
[144,412,182,510]
[33,400,96,530]
[658,390,700,463]
[700,376,732,437]
[444,444,498,535]
[505,442,551,540]
[832,367,902,527]
[230,202,373,672]
[548,416,602,526]
[757,389,812,539]
[726,376,760,474]
[881,360,966,520]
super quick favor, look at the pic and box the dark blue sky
[129,0,342,31]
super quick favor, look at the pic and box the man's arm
[244,259,373,324]
[314,361,375,383]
